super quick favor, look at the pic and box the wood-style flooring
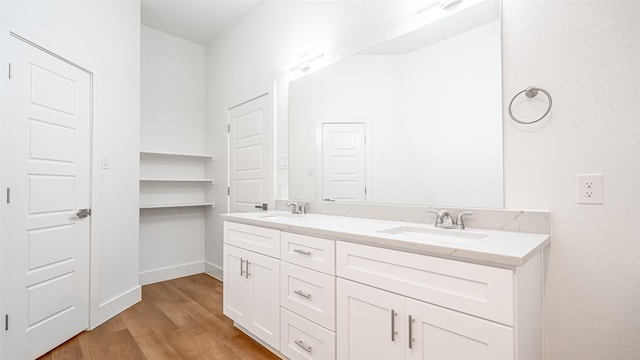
[38,274,280,360]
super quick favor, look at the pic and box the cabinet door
[405,298,514,360]
[337,278,405,360]
[247,250,281,350]
[223,245,252,325]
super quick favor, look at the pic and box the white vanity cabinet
[337,278,513,360]
[221,216,546,360]
[223,222,281,350]
[280,232,337,360]
[336,242,542,360]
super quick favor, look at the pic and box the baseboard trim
[90,285,141,329]
[204,261,223,281]
[139,261,205,285]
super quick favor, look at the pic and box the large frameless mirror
[288,0,503,208]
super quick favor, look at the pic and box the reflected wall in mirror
[288,0,503,209]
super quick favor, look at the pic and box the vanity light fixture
[289,51,325,73]
[416,0,463,13]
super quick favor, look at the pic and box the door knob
[76,208,91,218]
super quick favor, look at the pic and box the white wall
[206,0,640,359]
[141,26,206,154]
[0,0,141,329]
[139,26,207,284]
[502,1,640,359]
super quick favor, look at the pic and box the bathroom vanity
[221,211,549,360]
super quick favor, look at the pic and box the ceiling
[141,0,260,45]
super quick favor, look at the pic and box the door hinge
[8,63,12,79]
[6,188,10,204]
[365,187,367,195]
[5,314,8,331]
[227,187,230,196]
[364,135,367,143]
[227,124,231,133]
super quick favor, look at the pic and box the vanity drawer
[223,221,280,258]
[281,232,335,275]
[336,242,514,325]
[281,308,336,360]
[281,262,336,331]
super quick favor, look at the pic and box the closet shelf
[140,151,214,159]
[140,178,215,183]
[140,202,215,209]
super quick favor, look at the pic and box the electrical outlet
[576,173,603,204]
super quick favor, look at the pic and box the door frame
[315,115,373,202]
[0,17,95,356]
[226,90,275,213]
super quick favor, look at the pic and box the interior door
[228,94,273,212]
[1,35,91,359]
[322,123,366,202]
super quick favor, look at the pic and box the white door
[1,36,91,359]
[322,123,366,202]
[337,278,405,360]
[228,94,273,212]
[405,298,513,360]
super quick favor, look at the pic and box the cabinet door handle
[294,339,312,353]
[245,260,251,278]
[391,309,397,342]
[408,315,415,349]
[240,258,245,277]
[293,249,312,256]
[293,290,311,299]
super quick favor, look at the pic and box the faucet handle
[426,209,443,227]
[455,212,473,230]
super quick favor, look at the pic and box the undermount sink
[259,212,304,220]
[377,225,489,244]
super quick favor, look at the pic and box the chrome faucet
[427,210,473,229]
[285,201,308,214]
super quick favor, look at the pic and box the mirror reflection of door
[322,123,366,202]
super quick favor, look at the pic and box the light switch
[277,155,289,169]
[102,153,111,169]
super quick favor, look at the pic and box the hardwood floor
[38,274,280,360]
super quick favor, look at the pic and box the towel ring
[508,86,552,124]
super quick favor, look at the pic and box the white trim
[139,261,205,285]
[90,285,141,330]
[204,261,223,281]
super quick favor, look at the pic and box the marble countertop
[221,211,550,268]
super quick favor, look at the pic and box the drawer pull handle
[240,258,245,277]
[391,309,397,342]
[294,249,312,256]
[245,260,251,278]
[293,290,311,299]
[294,339,312,353]
[408,315,415,349]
